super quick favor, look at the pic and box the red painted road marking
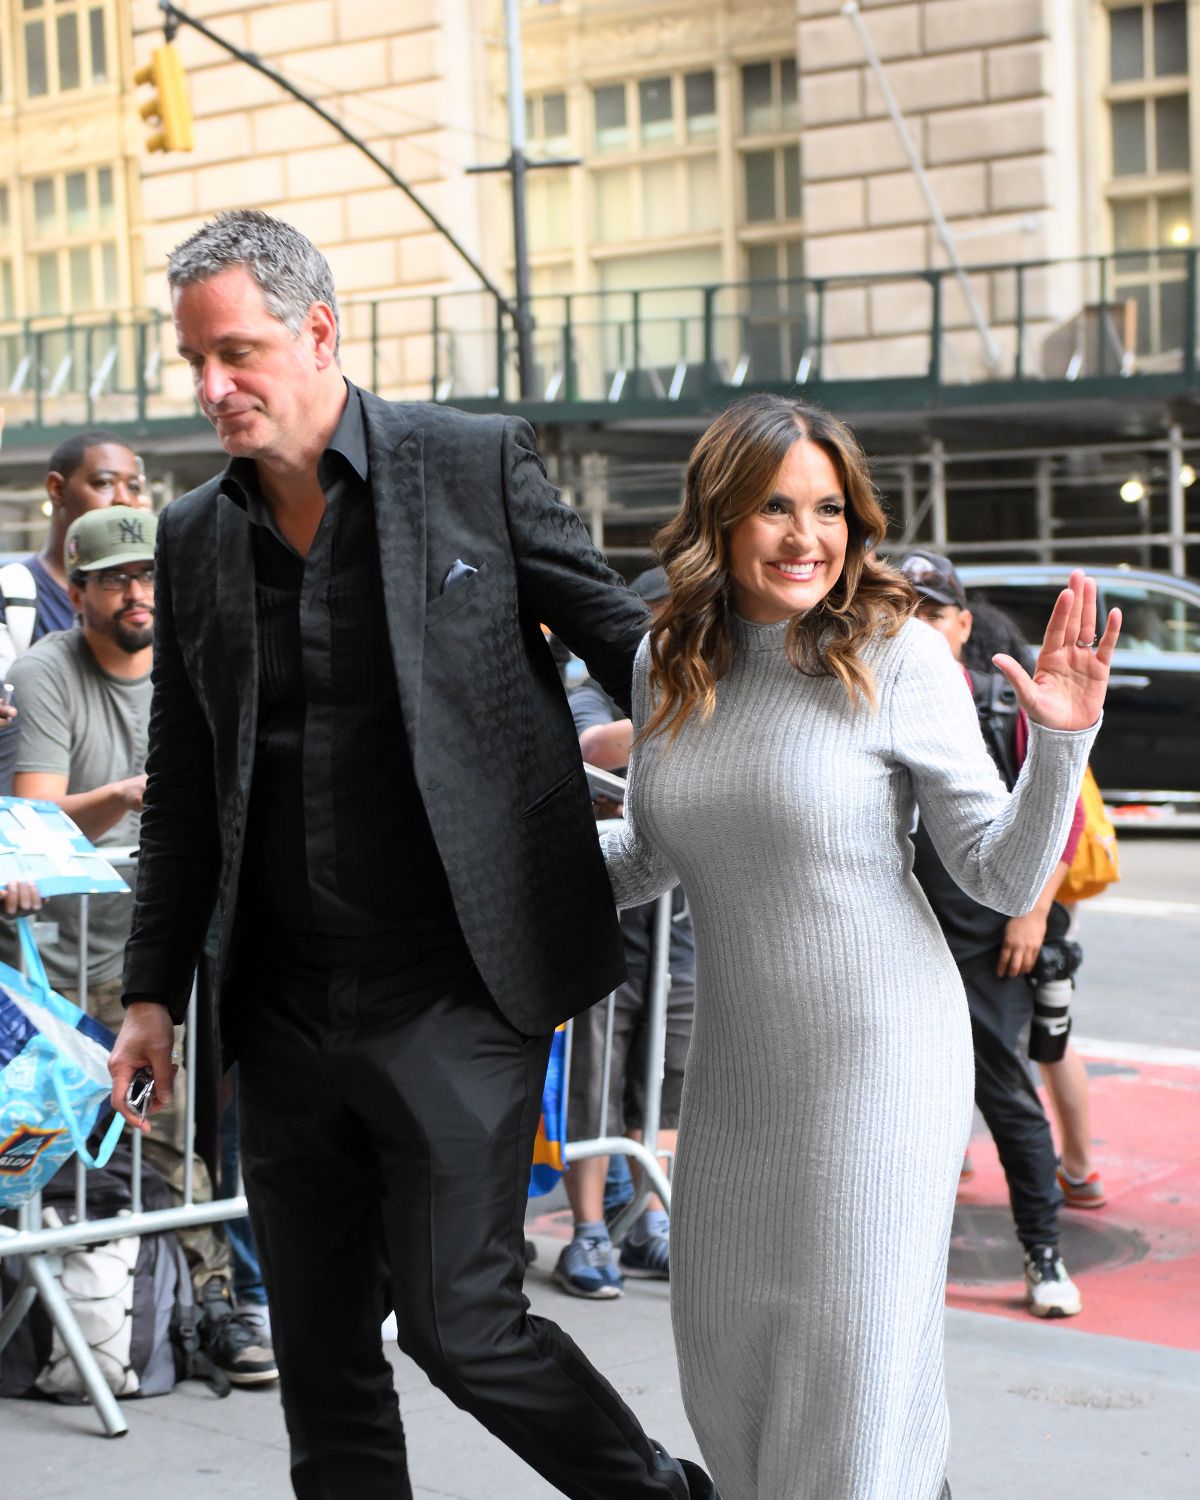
[948,1052,1200,1350]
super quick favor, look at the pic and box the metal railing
[0,852,247,1437]
[559,766,676,1242]
[1,250,1197,435]
[0,310,169,430]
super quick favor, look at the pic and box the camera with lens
[1027,936,1083,1064]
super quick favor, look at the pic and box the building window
[593,84,629,153]
[525,90,570,156]
[739,56,799,136]
[592,70,717,155]
[742,146,801,224]
[684,70,717,141]
[1104,2,1192,357]
[744,240,807,380]
[588,69,720,246]
[526,175,573,253]
[0,187,14,321]
[22,0,110,100]
[593,157,721,245]
[25,166,119,315]
[738,57,802,231]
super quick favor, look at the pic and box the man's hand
[1,880,42,918]
[998,909,1049,978]
[109,1001,177,1132]
[114,773,148,814]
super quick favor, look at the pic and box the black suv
[956,565,1200,806]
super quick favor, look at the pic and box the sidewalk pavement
[3,1228,1197,1500]
[4,1036,1198,1498]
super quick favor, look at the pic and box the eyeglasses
[91,566,156,593]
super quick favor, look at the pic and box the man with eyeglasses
[8,506,157,911]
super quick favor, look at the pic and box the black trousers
[959,954,1063,1251]
[235,955,690,1500]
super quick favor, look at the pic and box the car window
[961,584,1063,647]
[1102,583,1200,653]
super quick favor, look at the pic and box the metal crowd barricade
[0,850,248,1438]
[563,765,677,1242]
[0,783,683,1433]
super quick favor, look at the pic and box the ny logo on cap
[905,555,939,582]
[118,517,145,543]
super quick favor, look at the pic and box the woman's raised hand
[991,569,1121,732]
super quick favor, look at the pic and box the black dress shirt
[227,382,468,975]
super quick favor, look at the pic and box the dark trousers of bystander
[234,953,691,1500]
[959,953,1063,1251]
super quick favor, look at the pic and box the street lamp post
[469,0,580,400]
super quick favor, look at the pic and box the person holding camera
[899,553,1085,1318]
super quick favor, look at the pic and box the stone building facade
[0,1,1195,570]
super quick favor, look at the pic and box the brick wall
[797,0,1080,382]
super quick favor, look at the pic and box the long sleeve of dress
[600,635,679,909]
[891,620,1099,916]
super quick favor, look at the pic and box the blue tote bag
[528,1025,568,1198]
[0,917,124,1208]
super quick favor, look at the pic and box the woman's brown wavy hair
[643,393,914,743]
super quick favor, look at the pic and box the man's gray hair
[167,209,341,354]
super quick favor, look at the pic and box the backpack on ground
[0,1144,229,1400]
[1058,766,1120,902]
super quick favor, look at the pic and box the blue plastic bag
[528,1025,567,1198]
[0,918,124,1208]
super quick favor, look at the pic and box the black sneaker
[201,1284,279,1386]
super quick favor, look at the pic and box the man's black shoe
[650,1441,720,1500]
[680,1457,721,1498]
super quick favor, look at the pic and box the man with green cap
[10,505,158,952]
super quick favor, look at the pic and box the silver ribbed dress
[602,615,1097,1500]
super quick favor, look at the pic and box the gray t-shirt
[6,629,150,988]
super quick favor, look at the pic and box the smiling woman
[643,393,912,740]
[602,393,1119,1499]
[726,439,849,623]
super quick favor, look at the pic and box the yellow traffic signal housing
[135,44,194,154]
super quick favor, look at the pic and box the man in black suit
[108,211,713,1500]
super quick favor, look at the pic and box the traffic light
[135,44,194,154]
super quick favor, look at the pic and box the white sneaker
[1024,1246,1082,1317]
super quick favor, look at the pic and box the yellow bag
[1059,766,1119,901]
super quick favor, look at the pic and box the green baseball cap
[64,506,157,574]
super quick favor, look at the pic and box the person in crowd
[962,597,1107,1209]
[557,565,695,1298]
[107,211,714,1500]
[5,505,276,1387]
[602,394,1118,1500]
[0,430,151,791]
[900,554,1086,1316]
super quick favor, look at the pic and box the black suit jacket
[123,391,648,1052]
